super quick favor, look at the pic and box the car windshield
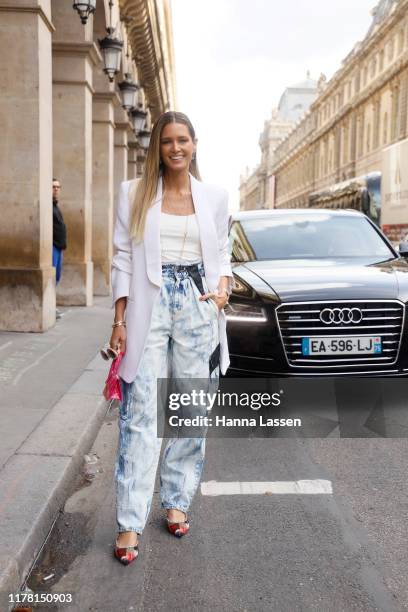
[229,213,395,262]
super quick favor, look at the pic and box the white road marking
[201,480,333,496]
[0,341,12,352]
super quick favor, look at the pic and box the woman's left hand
[199,291,228,311]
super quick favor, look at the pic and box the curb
[0,353,109,612]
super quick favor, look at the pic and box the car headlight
[225,302,267,323]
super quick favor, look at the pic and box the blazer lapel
[144,175,162,287]
[190,173,220,290]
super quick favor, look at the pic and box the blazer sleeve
[216,189,234,294]
[111,181,133,308]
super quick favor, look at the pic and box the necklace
[162,182,193,262]
[161,189,191,262]
[162,181,193,215]
[162,192,193,215]
[179,214,189,262]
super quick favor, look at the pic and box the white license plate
[302,336,382,356]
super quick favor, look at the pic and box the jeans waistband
[161,261,206,295]
[161,261,205,277]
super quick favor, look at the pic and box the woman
[110,111,233,565]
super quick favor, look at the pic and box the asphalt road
[27,406,408,612]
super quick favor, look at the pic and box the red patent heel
[114,537,139,565]
[167,516,190,538]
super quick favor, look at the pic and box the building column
[127,136,139,180]
[390,80,400,142]
[0,2,55,331]
[349,111,357,173]
[114,107,130,208]
[136,148,147,178]
[334,125,341,182]
[92,92,118,295]
[398,70,408,140]
[52,2,99,305]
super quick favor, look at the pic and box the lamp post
[98,1,123,82]
[118,76,139,111]
[72,0,96,24]
[138,129,151,150]
[118,36,139,110]
[130,107,147,134]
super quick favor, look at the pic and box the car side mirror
[398,241,408,257]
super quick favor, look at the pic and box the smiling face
[159,122,196,173]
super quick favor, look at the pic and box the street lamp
[118,76,139,111]
[118,36,139,111]
[130,107,147,133]
[98,1,123,82]
[138,129,151,150]
[72,0,96,25]
[98,29,123,82]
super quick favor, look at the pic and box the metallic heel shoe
[167,519,190,538]
[114,539,139,565]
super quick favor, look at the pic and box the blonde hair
[129,111,201,242]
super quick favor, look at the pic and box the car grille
[276,300,404,369]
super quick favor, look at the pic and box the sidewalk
[0,297,114,611]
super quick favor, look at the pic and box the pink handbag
[103,351,124,401]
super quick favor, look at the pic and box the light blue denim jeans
[115,262,219,534]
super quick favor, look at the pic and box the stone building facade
[273,0,408,208]
[239,74,318,210]
[0,0,175,332]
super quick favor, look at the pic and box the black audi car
[226,209,408,376]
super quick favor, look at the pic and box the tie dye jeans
[115,262,220,534]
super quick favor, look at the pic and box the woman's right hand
[110,325,127,355]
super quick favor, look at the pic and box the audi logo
[319,307,363,325]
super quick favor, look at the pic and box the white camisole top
[160,212,203,264]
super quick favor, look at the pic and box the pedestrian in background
[110,111,233,565]
[52,178,67,318]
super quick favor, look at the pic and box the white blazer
[111,173,234,384]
